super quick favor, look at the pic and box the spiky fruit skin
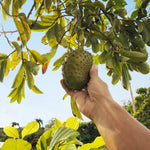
[62,49,93,90]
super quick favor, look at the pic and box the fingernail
[92,64,98,70]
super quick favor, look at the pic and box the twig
[30,0,44,29]
[0,2,18,17]
[27,1,36,19]
[0,30,17,34]
[0,21,13,48]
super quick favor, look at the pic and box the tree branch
[27,1,36,19]
[0,21,14,48]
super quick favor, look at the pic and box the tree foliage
[0,0,150,106]
[123,87,150,129]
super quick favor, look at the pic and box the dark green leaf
[44,0,52,13]
[0,59,7,82]
[24,60,40,75]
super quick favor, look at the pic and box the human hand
[60,65,113,120]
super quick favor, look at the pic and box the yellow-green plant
[1,117,106,150]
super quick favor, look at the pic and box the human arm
[61,65,150,150]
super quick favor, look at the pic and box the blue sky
[0,0,150,127]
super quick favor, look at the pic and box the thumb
[90,65,98,79]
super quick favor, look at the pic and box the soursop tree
[0,0,150,110]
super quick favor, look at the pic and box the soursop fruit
[62,49,93,90]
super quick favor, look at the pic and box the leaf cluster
[0,0,150,106]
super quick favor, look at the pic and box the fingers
[60,79,74,96]
[90,65,98,79]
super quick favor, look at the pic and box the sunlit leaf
[65,117,80,130]
[2,0,12,21]
[3,126,19,138]
[41,45,58,64]
[53,52,67,71]
[22,121,39,139]
[49,126,79,149]
[14,18,27,47]
[10,51,21,70]
[29,49,42,63]
[11,64,25,88]
[10,94,18,103]
[31,85,43,94]
[78,136,105,150]
[25,67,34,89]
[71,97,83,120]
[63,93,68,100]
[8,88,17,98]
[29,20,52,31]
[19,13,31,41]
[1,139,31,150]
[11,41,22,57]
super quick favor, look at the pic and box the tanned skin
[61,65,150,150]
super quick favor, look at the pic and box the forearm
[92,97,150,150]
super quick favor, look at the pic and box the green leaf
[24,60,40,75]
[13,18,27,47]
[19,13,31,41]
[29,20,52,31]
[31,85,43,94]
[12,0,19,16]
[3,126,19,138]
[46,25,58,47]
[25,68,34,89]
[71,97,83,120]
[11,41,22,56]
[29,49,42,63]
[11,64,25,88]
[22,121,39,139]
[49,126,79,149]
[41,45,58,64]
[1,139,31,150]
[53,52,67,71]
[2,0,12,21]
[44,0,52,13]
[0,59,7,82]
[114,8,127,18]
[8,88,18,98]
[18,0,26,9]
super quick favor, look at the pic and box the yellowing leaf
[78,136,105,150]
[2,0,11,21]
[22,121,39,139]
[14,18,27,47]
[25,68,34,89]
[11,41,22,57]
[3,126,19,138]
[53,118,63,130]
[29,50,42,63]
[19,13,31,41]
[65,117,80,130]
[1,139,31,150]
[31,85,43,94]
[71,97,83,120]
[42,60,50,74]
[11,51,20,70]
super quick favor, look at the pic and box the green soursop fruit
[62,49,93,90]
